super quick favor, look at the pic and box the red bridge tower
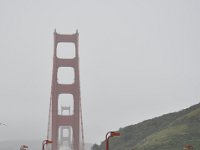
[47,30,84,150]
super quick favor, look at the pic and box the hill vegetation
[92,103,200,150]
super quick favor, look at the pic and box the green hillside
[92,103,200,150]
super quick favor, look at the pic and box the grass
[136,124,188,149]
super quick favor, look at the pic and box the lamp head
[46,140,53,144]
[110,132,120,137]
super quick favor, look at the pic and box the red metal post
[105,131,120,150]
[42,140,53,150]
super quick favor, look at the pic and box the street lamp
[105,131,120,150]
[0,122,6,126]
[20,145,28,150]
[42,140,53,150]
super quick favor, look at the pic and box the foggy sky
[0,0,200,145]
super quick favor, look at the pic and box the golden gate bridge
[46,30,84,150]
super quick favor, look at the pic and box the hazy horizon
[0,0,200,145]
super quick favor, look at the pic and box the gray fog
[0,0,200,144]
